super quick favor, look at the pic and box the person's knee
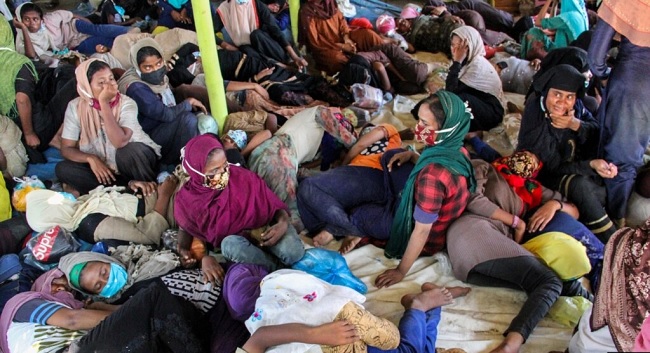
[274,230,305,265]
[297,177,317,204]
[220,235,252,261]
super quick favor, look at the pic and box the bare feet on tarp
[312,230,335,247]
[339,235,361,255]
[402,285,453,312]
[421,282,471,299]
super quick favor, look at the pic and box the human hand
[341,42,357,54]
[375,268,405,288]
[97,80,119,105]
[201,255,225,286]
[88,156,116,184]
[549,110,577,130]
[128,180,157,196]
[12,18,25,30]
[186,98,207,114]
[221,42,239,51]
[514,218,526,243]
[261,220,288,247]
[267,3,280,12]
[451,38,468,63]
[180,16,192,24]
[529,58,541,71]
[178,247,197,268]
[590,159,617,178]
[254,67,275,82]
[295,57,308,71]
[171,10,183,22]
[24,132,40,149]
[253,84,270,100]
[311,321,359,346]
[387,150,415,172]
[449,15,464,25]
[528,200,561,232]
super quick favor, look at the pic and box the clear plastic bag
[393,95,417,114]
[12,176,46,212]
[547,296,592,327]
[351,83,383,110]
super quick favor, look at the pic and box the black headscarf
[530,64,586,99]
[527,47,589,98]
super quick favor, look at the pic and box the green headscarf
[385,90,476,259]
[0,18,37,117]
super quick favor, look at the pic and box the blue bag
[292,248,367,294]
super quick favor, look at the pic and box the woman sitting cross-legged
[56,59,161,196]
[174,134,305,276]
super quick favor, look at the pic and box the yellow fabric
[522,231,591,281]
[151,26,170,35]
[0,176,10,222]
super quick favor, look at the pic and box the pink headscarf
[0,269,84,353]
[400,4,420,19]
[174,134,288,247]
[376,15,396,35]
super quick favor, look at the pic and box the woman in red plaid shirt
[376,90,476,288]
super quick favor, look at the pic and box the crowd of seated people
[0,0,649,352]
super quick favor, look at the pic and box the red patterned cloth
[414,163,469,255]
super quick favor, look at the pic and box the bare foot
[421,282,471,299]
[405,287,453,312]
[312,230,334,247]
[446,286,471,299]
[339,235,361,254]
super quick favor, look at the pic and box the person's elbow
[15,92,31,108]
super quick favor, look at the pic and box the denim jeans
[297,165,385,237]
[368,308,441,353]
[74,20,130,55]
[220,225,305,271]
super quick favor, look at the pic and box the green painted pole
[289,0,299,44]
[191,0,228,133]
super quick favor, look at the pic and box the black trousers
[467,256,591,341]
[56,142,157,195]
[76,282,207,353]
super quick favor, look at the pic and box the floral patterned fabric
[591,218,650,351]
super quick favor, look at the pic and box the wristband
[511,215,520,229]
[556,199,563,211]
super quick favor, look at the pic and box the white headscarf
[451,26,506,110]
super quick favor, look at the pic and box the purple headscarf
[0,269,84,353]
[174,134,288,247]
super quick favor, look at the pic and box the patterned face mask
[182,150,231,191]
[203,164,230,190]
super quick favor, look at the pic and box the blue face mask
[98,263,128,298]
[114,4,126,16]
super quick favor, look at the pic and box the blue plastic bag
[292,248,367,294]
